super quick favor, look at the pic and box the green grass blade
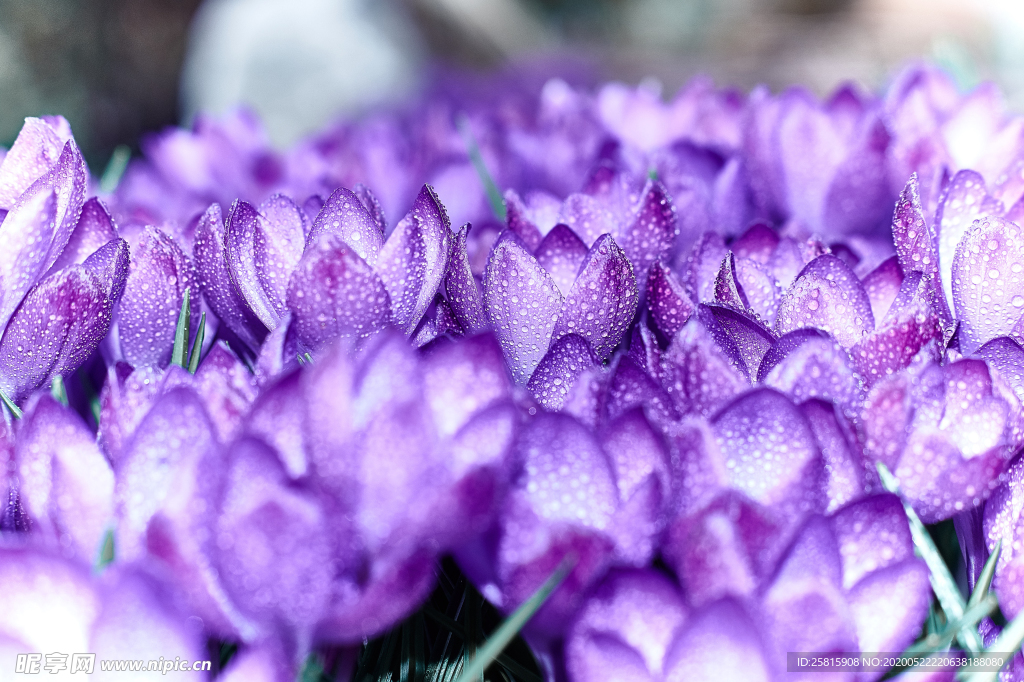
[50,375,68,407]
[877,463,983,653]
[414,613,426,682]
[957,607,1024,682]
[904,594,997,657]
[967,540,1002,609]
[457,114,506,222]
[402,620,412,682]
[300,654,324,682]
[421,605,542,682]
[99,144,131,194]
[95,528,115,571]
[187,312,206,374]
[455,557,574,682]
[0,389,22,419]
[171,287,191,369]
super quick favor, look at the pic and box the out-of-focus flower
[0,548,206,681]
[567,496,929,682]
[457,407,670,642]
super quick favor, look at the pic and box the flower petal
[775,253,875,348]
[977,336,1024,408]
[0,117,70,209]
[734,258,782,324]
[308,186,385,267]
[552,234,639,360]
[513,413,618,535]
[116,387,244,637]
[97,363,163,466]
[892,174,939,277]
[862,255,905,323]
[851,273,942,386]
[82,238,130,303]
[91,567,208,674]
[895,362,1013,522]
[712,252,750,311]
[761,332,862,415]
[320,548,437,643]
[192,341,257,443]
[535,223,588,297]
[503,188,543,251]
[286,234,391,352]
[17,396,114,562]
[253,194,306,318]
[194,203,268,351]
[484,232,563,383]
[983,455,1024,619]
[952,216,1024,354]
[0,266,112,400]
[114,387,219,562]
[646,261,695,339]
[225,200,280,330]
[606,355,677,426]
[802,399,873,511]
[214,436,334,635]
[244,370,308,479]
[566,569,687,682]
[711,388,824,515]
[376,185,451,334]
[658,317,748,418]
[0,549,98,654]
[682,231,728,303]
[353,183,388,233]
[663,598,772,682]
[558,192,617,248]
[118,227,197,367]
[937,170,999,303]
[830,493,914,590]
[420,332,511,438]
[823,113,893,236]
[759,516,857,657]
[620,180,677,282]
[847,559,931,654]
[527,333,598,411]
[47,197,118,274]
[699,304,775,380]
[443,223,487,333]
[663,491,780,608]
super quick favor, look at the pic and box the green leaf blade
[455,556,575,682]
[188,312,206,374]
[171,287,192,369]
[877,463,983,654]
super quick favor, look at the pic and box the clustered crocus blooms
[0,61,1023,681]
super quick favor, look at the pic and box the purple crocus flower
[0,548,206,678]
[456,406,670,643]
[746,83,894,239]
[194,183,449,358]
[568,496,929,681]
[4,394,114,563]
[0,118,129,403]
[8,58,1024,680]
[109,327,516,659]
[115,109,287,230]
[596,76,745,155]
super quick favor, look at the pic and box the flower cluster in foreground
[0,62,1023,680]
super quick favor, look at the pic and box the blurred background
[1,0,1022,170]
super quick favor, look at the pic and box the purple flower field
[1,61,1024,681]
